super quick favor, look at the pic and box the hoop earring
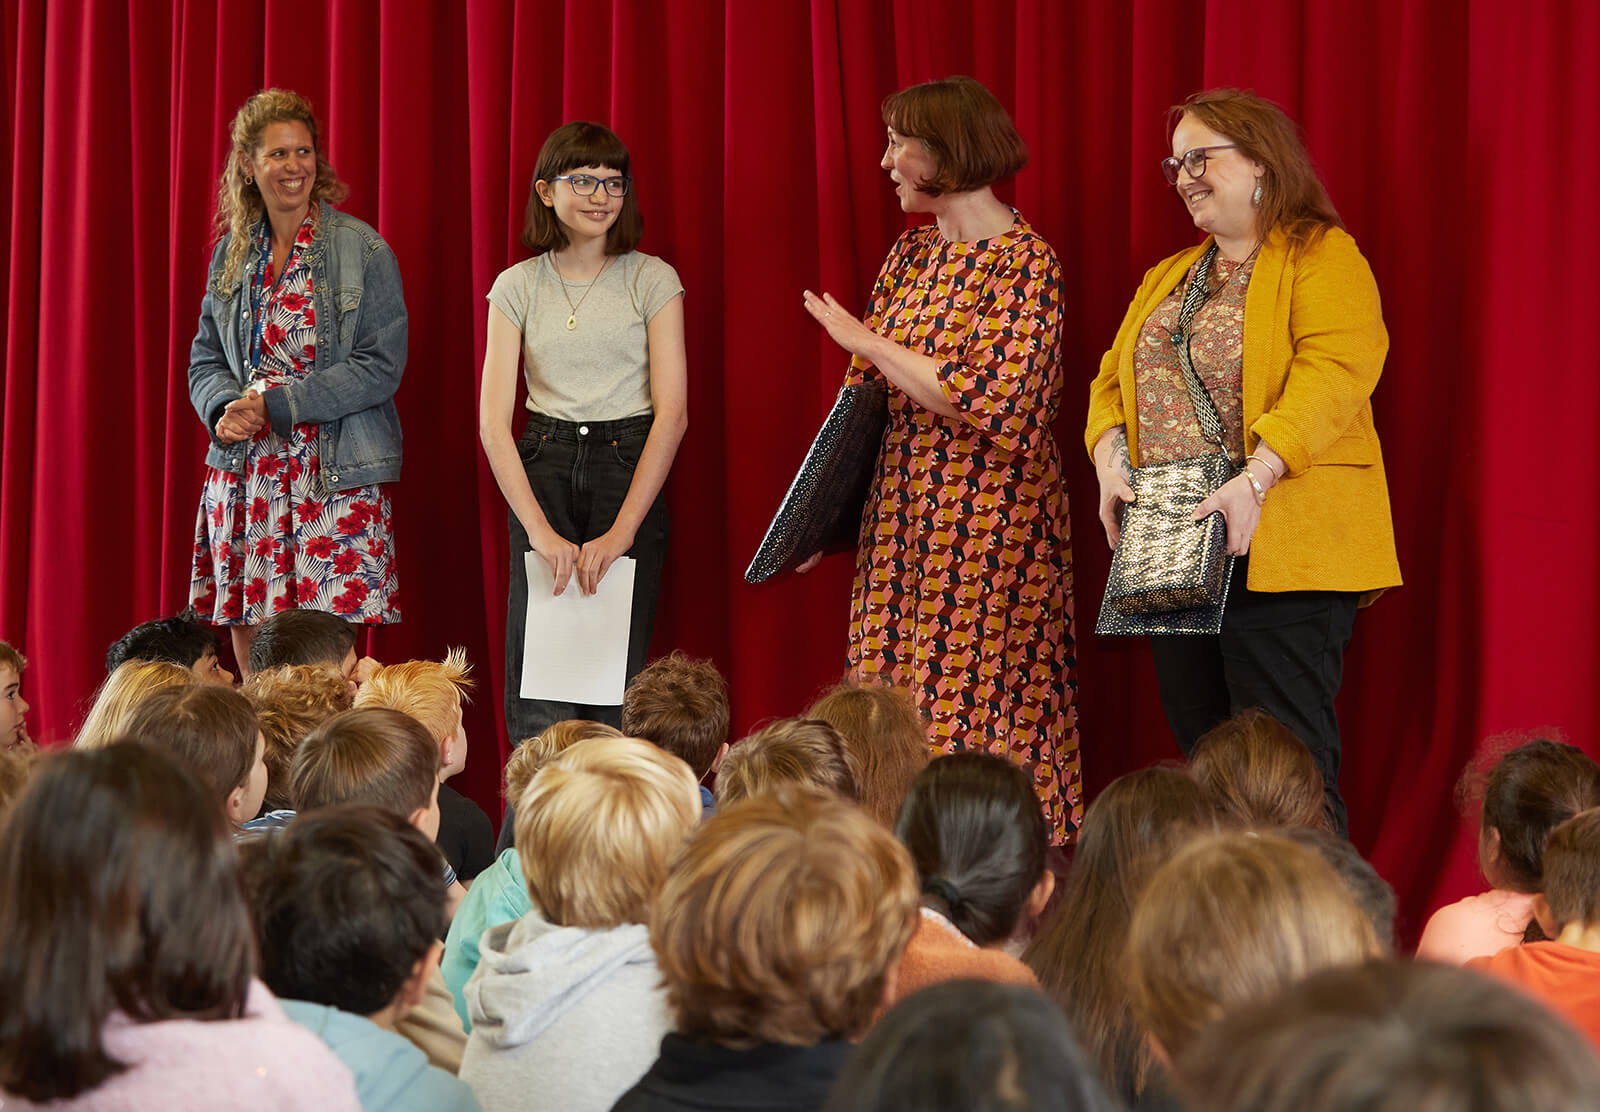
[1252,181,1263,206]
[245,175,255,186]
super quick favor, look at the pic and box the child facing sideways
[105,608,234,686]
[123,685,268,829]
[0,640,32,751]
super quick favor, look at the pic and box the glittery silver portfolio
[1095,453,1237,636]
[745,380,889,584]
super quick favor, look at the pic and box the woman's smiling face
[1170,114,1263,245]
[246,120,318,223]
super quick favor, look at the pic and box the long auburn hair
[213,88,349,291]
[1023,767,1215,1101]
[1172,88,1343,254]
[0,743,255,1101]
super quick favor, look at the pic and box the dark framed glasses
[1161,145,1237,185]
[552,173,632,197]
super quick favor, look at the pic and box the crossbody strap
[1167,242,1229,452]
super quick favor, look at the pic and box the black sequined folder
[1095,452,1237,636]
[744,379,889,584]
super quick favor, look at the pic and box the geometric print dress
[845,216,1081,842]
[190,215,400,626]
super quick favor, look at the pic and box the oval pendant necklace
[548,254,614,330]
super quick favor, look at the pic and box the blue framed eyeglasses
[551,173,632,197]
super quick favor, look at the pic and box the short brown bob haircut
[0,744,254,1102]
[806,677,930,829]
[1541,808,1600,929]
[1188,708,1329,832]
[515,735,700,928]
[1176,959,1600,1112]
[244,663,354,812]
[715,717,859,808]
[291,707,439,818]
[881,75,1028,197]
[523,121,643,255]
[122,684,260,801]
[651,791,919,1048]
[621,651,730,779]
[1127,831,1377,1063]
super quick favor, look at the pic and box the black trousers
[497,412,669,854]
[1149,556,1359,835]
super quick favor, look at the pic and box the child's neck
[1554,921,1600,953]
[549,236,610,279]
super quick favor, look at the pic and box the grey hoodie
[458,910,672,1112]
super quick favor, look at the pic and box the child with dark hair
[824,980,1115,1112]
[1469,807,1600,1049]
[621,651,730,816]
[248,608,378,687]
[241,807,480,1111]
[885,752,1049,1011]
[1418,737,1600,963]
[105,608,232,685]
[284,706,469,1074]
[1023,767,1216,1105]
[0,743,357,1109]
[123,684,268,829]
[1177,959,1600,1112]
[0,640,31,751]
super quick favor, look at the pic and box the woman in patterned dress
[187,90,407,676]
[1085,89,1400,835]
[803,76,1080,842]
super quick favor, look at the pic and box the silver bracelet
[1246,453,1282,482]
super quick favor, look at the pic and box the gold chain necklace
[547,254,615,331]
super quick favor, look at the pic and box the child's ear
[1533,893,1560,939]
[1024,869,1056,922]
[224,784,250,825]
[397,940,443,1016]
[711,742,730,772]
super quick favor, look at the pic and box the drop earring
[1252,180,1263,206]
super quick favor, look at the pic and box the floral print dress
[846,218,1081,842]
[190,216,400,625]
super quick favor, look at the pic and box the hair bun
[924,876,964,912]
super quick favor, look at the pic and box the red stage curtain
[3,0,1595,944]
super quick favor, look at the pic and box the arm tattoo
[1110,427,1133,483]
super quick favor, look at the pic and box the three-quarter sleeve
[935,236,1063,459]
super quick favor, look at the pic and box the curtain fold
[3,0,1594,943]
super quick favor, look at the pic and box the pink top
[1415,888,1537,964]
[1,980,360,1111]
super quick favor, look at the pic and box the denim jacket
[186,202,408,492]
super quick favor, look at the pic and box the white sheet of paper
[519,553,636,705]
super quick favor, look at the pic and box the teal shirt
[442,847,532,1031]
[281,999,480,1112]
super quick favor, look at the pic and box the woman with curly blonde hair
[186,88,407,674]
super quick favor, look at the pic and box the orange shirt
[879,909,1039,1020]
[1468,941,1600,1050]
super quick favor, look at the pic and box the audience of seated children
[1187,708,1331,831]
[459,736,702,1111]
[1176,959,1600,1112]
[824,980,1115,1112]
[73,659,199,748]
[0,639,31,751]
[1126,831,1379,1085]
[248,607,379,688]
[355,649,494,882]
[105,608,234,685]
[1281,825,1398,954]
[442,719,623,1029]
[613,791,919,1112]
[244,662,354,815]
[290,706,468,1073]
[713,716,859,808]
[1024,767,1217,1106]
[1417,736,1600,963]
[620,650,731,818]
[122,685,268,830]
[241,807,481,1111]
[806,677,931,829]
[1468,806,1600,1049]
[884,752,1048,1011]
[0,743,358,1109]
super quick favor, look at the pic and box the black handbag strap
[1168,242,1229,452]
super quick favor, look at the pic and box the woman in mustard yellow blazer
[1085,89,1400,834]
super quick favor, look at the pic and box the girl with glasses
[1086,88,1401,836]
[478,122,686,752]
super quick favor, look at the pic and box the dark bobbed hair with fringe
[522,121,643,255]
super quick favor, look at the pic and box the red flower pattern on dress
[190,212,399,627]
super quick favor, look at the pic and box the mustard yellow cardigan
[1085,227,1401,596]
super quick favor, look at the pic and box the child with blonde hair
[244,663,353,813]
[74,660,199,749]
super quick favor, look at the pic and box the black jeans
[1149,556,1360,835]
[503,412,669,746]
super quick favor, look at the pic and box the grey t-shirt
[487,251,684,422]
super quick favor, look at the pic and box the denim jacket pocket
[336,286,363,347]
